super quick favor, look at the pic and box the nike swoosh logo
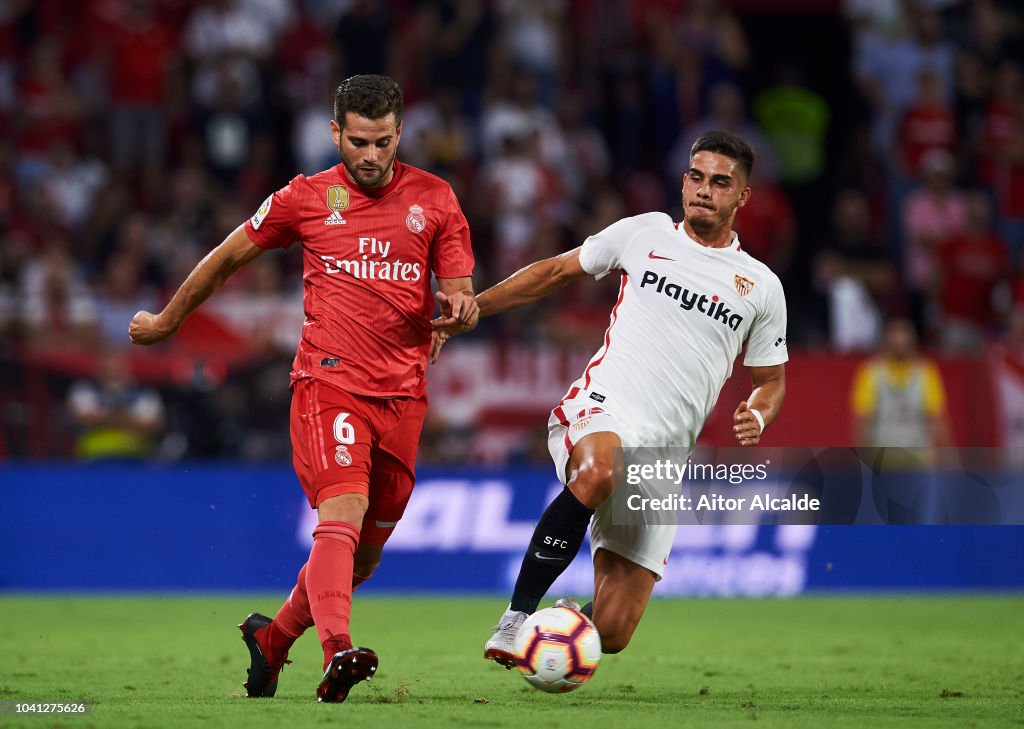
[534,552,564,562]
[648,250,675,261]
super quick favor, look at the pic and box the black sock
[510,487,595,613]
[581,601,593,619]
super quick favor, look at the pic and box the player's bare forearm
[746,365,786,426]
[129,225,264,345]
[733,364,786,446]
[476,248,588,318]
[435,276,477,329]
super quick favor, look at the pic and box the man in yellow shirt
[851,319,951,448]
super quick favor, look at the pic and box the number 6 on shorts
[334,412,356,445]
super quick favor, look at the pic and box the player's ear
[738,185,751,208]
[330,119,342,147]
[394,120,403,145]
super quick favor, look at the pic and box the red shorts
[290,377,428,544]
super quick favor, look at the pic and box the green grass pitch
[1,595,1021,728]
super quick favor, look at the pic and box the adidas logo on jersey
[324,210,347,226]
[640,270,744,331]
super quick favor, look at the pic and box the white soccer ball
[513,606,602,693]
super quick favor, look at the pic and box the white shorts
[547,388,678,580]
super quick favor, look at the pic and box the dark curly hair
[690,131,755,180]
[333,75,404,126]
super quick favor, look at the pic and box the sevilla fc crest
[734,274,754,297]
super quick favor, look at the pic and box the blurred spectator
[990,308,1024,450]
[15,38,81,186]
[18,239,98,347]
[41,140,107,229]
[813,190,895,351]
[982,62,1024,266]
[754,63,830,185]
[850,318,950,447]
[902,149,968,337]
[496,0,565,105]
[184,0,275,111]
[93,250,157,348]
[428,0,495,117]
[852,4,954,158]
[99,0,177,175]
[401,88,475,177]
[193,64,269,185]
[481,72,568,167]
[674,0,751,115]
[895,67,956,178]
[936,191,1011,351]
[67,351,164,460]
[483,132,567,276]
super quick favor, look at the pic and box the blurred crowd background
[1,0,1023,462]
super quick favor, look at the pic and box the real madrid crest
[327,185,349,212]
[335,445,352,467]
[406,204,426,233]
[734,274,754,297]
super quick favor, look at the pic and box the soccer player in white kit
[435,131,788,661]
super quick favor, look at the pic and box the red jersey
[244,160,474,397]
[938,233,1010,325]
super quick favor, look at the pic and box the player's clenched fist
[129,310,175,345]
[732,400,762,447]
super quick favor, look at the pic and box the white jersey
[564,212,789,448]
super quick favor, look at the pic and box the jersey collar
[674,221,743,253]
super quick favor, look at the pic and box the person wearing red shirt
[896,67,956,178]
[129,76,477,703]
[936,191,1011,350]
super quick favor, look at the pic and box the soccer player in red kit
[129,75,477,702]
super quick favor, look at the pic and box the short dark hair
[690,131,755,180]
[333,75,403,126]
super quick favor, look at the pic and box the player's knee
[570,462,616,508]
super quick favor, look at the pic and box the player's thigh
[361,393,426,546]
[591,547,657,654]
[548,400,624,506]
[290,378,373,510]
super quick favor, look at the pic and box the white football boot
[483,605,528,669]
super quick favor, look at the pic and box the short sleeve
[244,176,302,249]
[431,185,475,279]
[920,361,947,416]
[850,363,877,417]
[742,276,789,367]
[578,215,650,280]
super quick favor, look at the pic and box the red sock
[307,520,359,666]
[268,562,313,659]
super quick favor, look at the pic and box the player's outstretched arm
[733,364,786,447]
[476,247,588,318]
[128,225,265,345]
